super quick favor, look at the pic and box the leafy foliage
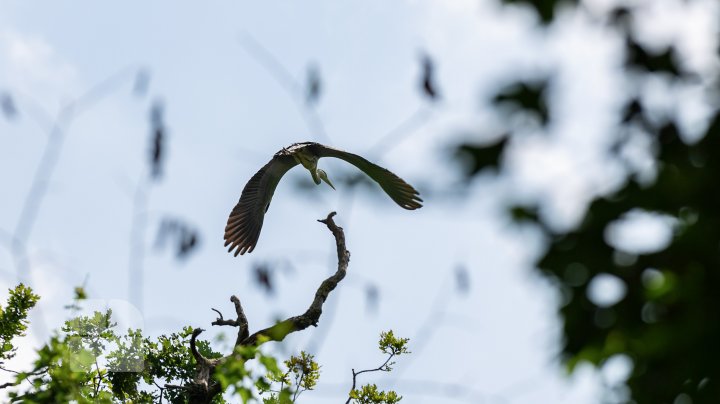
[0,284,39,364]
[378,330,410,363]
[261,351,319,403]
[349,384,402,404]
[5,314,408,403]
[5,305,227,403]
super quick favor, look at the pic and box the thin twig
[366,106,433,158]
[0,367,47,391]
[8,65,142,320]
[152,380,166,403]
[210,308,227,323]
[239,32,332,144]
[381,273,452,388]
[13,65,141,248]
[345,353,396,404]
[128,177,149,313]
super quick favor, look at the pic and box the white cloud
[0,29,78,106]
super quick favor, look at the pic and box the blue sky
[0,1,717,402]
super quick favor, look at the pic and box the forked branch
[186,212,350,403]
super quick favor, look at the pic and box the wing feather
[224,154,297,256]
[316,145,423,210]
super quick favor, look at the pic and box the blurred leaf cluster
[456,1,720,402]
[260,351,319,403]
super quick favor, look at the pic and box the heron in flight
[224,142,422,256]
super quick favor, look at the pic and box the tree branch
[345,353,397,404]
[189,328,210,367]
[183,212,349,403]
[239,212,349,346]
[210,296,249,346]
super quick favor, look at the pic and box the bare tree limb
[231,295,249,344]
[211,296,249,346]
[239,212,349,346]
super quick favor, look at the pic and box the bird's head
[314,168,335,190]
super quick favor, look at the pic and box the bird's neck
[293,153,317,171]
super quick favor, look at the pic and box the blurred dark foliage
[1,91,18,121]
[454,265,470,295]
[155,218,201,261]
[455,136,508,177]
[625,39,684,78]
[538,115,720,402]
[509,205,541,225]
[501,0,578,24]
[251,260,298,296]
[456,2,720,402]
[493,80,550,126]
[365,283,379,314]
[253,262,274,295]
[305,63,322,106]
[149,100,165,181]
[419,52,439,101]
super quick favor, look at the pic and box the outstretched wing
[317,145,423,210]
[224,154,298,256]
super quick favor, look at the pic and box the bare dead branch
[210,308,227,323]
[231,295,249,344]
[211,296,249,345]
[239,212,349,346]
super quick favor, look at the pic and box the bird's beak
[318,169,336,190]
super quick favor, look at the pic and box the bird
[224,142,423,256]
